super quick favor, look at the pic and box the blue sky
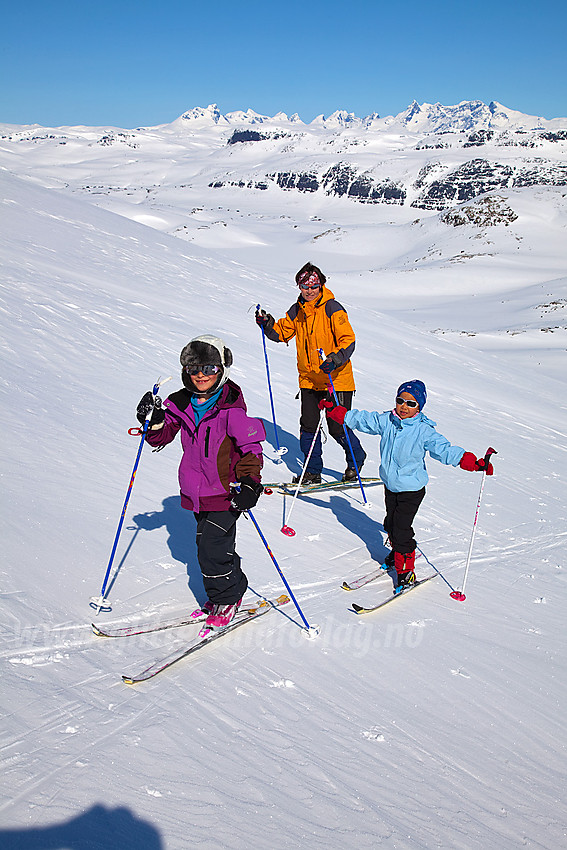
[2,0,566,127]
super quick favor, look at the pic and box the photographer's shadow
[132,496,206,604]
[0,803,162,849]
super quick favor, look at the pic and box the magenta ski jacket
[145,380,265,513]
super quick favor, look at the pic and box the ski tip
[341,582,353,591]
[91,624,108,637]
[351,604,365,614]
[122,676,137,685]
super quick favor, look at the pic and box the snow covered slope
[1,99,565,383]
[0,103,566,848]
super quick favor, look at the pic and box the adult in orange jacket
[256,262,366,483]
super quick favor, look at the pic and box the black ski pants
[194,509,248,605]
[383,487,426,555]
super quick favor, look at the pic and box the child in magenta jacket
[136,335,265,631]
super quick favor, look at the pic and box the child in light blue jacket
[320,379,493,588]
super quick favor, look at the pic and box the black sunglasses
[396,396,418,408]
[184,364,221,376]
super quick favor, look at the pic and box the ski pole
[246,509,319,638]
[415,546,460,596]
[281,411,325,537]
[90,377,171,613]
[256,303,287,463]
[318,349,367,505]
[451,447,497,602]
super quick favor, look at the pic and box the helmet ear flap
[181,369,193,391]
[223,347,233,367]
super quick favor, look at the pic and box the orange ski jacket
[266,286,356,391]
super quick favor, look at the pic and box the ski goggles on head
[298,271,321,290]
[183,364,222,376]
[395,396,419,408]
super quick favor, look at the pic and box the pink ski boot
[198,598,242,637]
[189,600,214,620]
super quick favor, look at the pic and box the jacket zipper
[204,427,210,457]
[303,305,318,369]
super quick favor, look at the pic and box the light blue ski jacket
[344,408,465,493]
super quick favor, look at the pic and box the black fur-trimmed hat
[180,334,233,393]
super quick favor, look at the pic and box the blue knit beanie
[397,380,427,410]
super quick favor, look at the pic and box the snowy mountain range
[174,99,564,131]
[1,100,566,848]
[2,99,566,216]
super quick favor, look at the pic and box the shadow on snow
[0,804,163,849]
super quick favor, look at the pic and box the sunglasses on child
[298,282,321,291]
[396,396,419,408]
[184,364,222,376]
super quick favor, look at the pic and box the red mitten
[459,452,478,472]
[327,405,347,425]
[318,399,347,424]
[460,452,494,475]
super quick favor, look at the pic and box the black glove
[255,309,275,333]
[231,476,263,511]
[320,352,342,374]
[136,391,165,427]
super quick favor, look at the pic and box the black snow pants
[383,487,426,555]
[194,510,248,605]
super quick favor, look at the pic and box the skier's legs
[194,510,248,604]
[299,389,323,473]
[383,488,425,555]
